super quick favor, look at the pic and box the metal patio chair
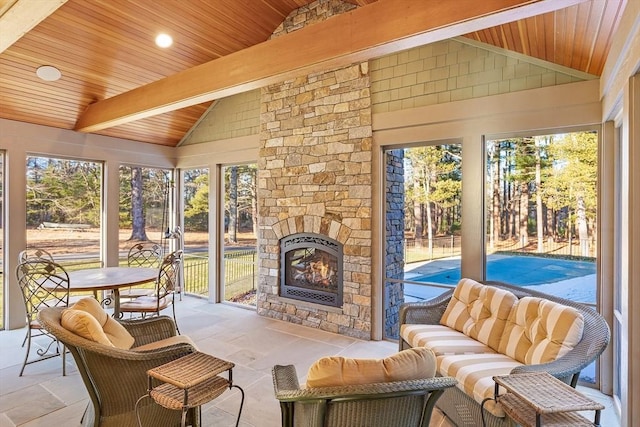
[118,241,164,301]
[18,247,55,263]
[120,250,183,334]
[16,258,70,376]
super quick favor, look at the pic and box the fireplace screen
[280,233,343,307]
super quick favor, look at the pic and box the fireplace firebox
[280,233,343,307]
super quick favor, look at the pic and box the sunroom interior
[1,0,639,426]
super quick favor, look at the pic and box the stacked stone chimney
[256,0,373,339]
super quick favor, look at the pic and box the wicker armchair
[37,307,199,427]
[272,364,456,427]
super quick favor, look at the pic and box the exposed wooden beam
[75,0,588,133]
[0,0,68,53]
[0,0,19,16]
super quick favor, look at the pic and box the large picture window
[485,130,599,384]
[222,163,257,306]
[182,168,210,297]
[26,156,102,268]
[384,144,462,339]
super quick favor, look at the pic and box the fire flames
[291,252,335,287]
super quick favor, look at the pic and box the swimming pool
[403,255,597,304]
[407,255,595,286]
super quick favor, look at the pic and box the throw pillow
[64,297,135,349]
[305,347,436,388]
[439,278,517,351]
[61,309,114,347]
[498,297,584,364]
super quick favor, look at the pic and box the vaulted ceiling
[0,0,628,147]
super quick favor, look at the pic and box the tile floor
[0,296,620,426]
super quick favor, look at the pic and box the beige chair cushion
[440,278,517,351]
[132,335,197,351]
[61,297,135,349]
[498,297,585,364]
[305,347,437,388]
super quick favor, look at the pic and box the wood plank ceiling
[0,0,628,147]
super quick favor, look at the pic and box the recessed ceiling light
[36,65,61,81]
[155,33,173,48]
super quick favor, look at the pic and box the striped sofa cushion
[498,297,585,364]
[438,353,523,417]
[440,278,518,351]
[400,324,496,356]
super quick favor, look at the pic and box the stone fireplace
[280,233,343,308]
[256,0,373,340]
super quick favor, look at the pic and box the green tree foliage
[542,131,597,256]
[405,145,462,239]
[486,131,598,257]
[223,164,257,236]
[26,157,101,227]
[542,132,597,218]
[119,166,168,239]
[119,166,133,227]
[184,171,210,231]
[228,166,238,242]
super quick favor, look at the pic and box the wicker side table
[145,351,245,427]
[493,372,604,427]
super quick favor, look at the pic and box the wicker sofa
[399,279,610,427]
[38,306,199,427]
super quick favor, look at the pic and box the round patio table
[67,267,157,318]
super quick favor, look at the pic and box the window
[612,123,622,410]
[118,166,172,260]
[183,168,210,297]
[222,164,257,306]
[26,156,102,268]
[485,130,599,384]
[384,144,462,338]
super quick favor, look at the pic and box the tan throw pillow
[440,278,517,351]
[72,296,109,324]
[68,297,135,349]
[61,309,114,347]
[305,347,436,388]
[499,297,584,364]
[102,317,136,349]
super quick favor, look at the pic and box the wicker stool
[144,351,244,427]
